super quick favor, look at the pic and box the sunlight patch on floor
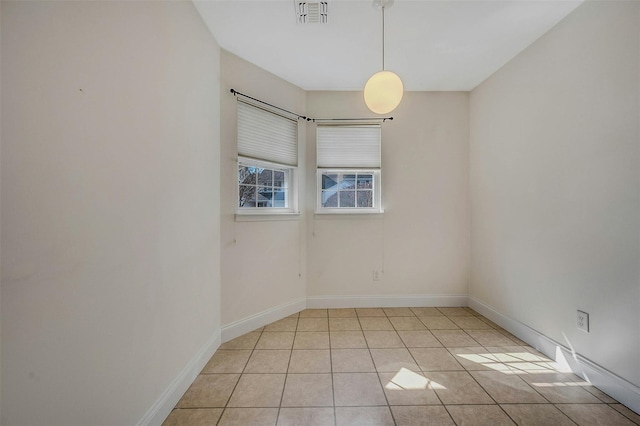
[456,350,573,375]
[385,367,447,390]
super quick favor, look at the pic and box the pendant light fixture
[364,0,403,115]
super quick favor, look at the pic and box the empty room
[2,0,639,425]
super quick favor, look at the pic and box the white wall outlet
[577,310,589,333]
[372,270,383,281]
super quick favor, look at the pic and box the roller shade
[316,125,381,168]
[237,101,298,166]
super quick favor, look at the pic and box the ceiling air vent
[295,2,328,24]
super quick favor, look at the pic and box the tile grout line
[215,321,266,426]
[379,308,404,426]
[274,314,299,425]
[329,311,337,426]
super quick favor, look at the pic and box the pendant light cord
[382,5,386,70]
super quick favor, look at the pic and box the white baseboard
[136,331,221,426]
[306,294,468,309]
[221,298,307,342]
[468,296,640,415]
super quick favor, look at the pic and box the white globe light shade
[364,70,404,114]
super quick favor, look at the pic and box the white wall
[219,51,307,327]
[1,2,221,425]
[306,92,470,303]
[470,1,640,387]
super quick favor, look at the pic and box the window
[316,125,382,213]
[237,101,298,214]
[238,161,289,208]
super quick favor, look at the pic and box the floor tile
[288,349,331,373]
[470,371,547,403]
[177,374,240,408]
[423,371,494,405]
[329,317,361,331]
[466,329,518,346]
[500,404,578,426]
[610,404,640,424]
[431,330,479,347]
[218,408,278,426]
[227,374,286,407]
[520,373,603,404]
[450,316,494,330]
[482,347,557,374]
[333,372,387,406]
[299,309,328,318]
[379,370,441,405]
[244,350,291,374]
[335,406,394,426]
[297,317,329,332]
[359,317,394,331]
[419,316,460,330]
[277,407,335,426]
[389,316,427,331]
[201,350,251,374]
[409,348,464,371]
[328,308,357,318]
[281,373,334,407]
[484,346,551,363]
[410,307,443,316]
[383,307,414,317]
[330,330,368,348]
[264,317,298,332]
[397,330,443,348]
[583,385,619,403]
[446,405,515,426]
[503,333,529,346]
[370,348,420,372]
[364,330,405,348]
[556,403,636,425]
[293,332,330,349]
[446,346,503,371]
[356,308,386,317]
[331,348,376,372]
[256,332,295,350]
[390,405,455,426]
[219,332,261,350]
[162,408,224,426]
[438,307,475,316]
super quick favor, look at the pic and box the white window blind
[237,101,298,166]
[316,125,381,168]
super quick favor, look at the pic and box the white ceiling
[193,0,582,91]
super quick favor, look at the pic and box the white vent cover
[295,2,328,24]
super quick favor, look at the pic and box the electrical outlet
[577,310,589,333]
[373,270,383,281]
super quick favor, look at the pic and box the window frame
[315,168,382,214]
[237,156,298,216]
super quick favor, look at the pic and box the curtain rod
[309,117,393,123]
[230,88,308,121]
[230,88,393,123]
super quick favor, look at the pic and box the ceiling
[193,0,582,91]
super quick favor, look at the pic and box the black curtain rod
[230,89,309,121]
[310,117,393,123]
[230,88,393,123]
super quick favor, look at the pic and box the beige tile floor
[164,307,640,426]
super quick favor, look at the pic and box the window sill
[235,211,301,222]
[314,210,384,220]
